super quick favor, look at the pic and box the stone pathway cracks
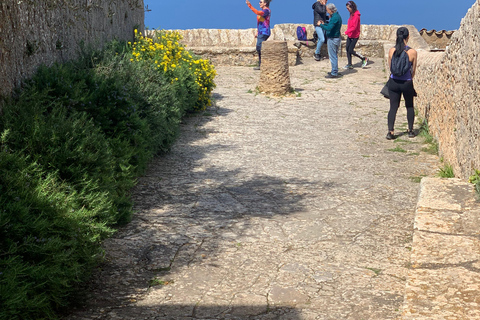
[65,57,441,320]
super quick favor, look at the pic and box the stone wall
[414,1,480,179]
[0,0,145,99]
[147,24,400,67]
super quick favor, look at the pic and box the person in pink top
[343,1,368,69]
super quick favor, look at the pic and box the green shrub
[0,145,112,320]
[0,32,216,320]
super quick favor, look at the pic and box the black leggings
[388,79,415,132]
[346,37,364,65]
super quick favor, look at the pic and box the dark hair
[264,0,272,7]
[346,1,357,13]
[394,27,409,57]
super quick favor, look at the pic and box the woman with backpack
[344,1,368,69]
[246,0,272,70]
[386,26,418,140]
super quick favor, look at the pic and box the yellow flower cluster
[128,29,216,111]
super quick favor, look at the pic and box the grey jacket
[312,1,327,26]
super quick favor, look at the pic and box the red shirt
[345,10,361,39]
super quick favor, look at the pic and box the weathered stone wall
[0,0,144,99]
[147,24,400,67]
[414,1,480,179]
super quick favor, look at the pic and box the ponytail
[394,27,409,57]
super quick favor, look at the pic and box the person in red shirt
[344,1,368,69]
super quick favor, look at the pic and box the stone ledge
[402,177,480,319]
[187,45,299,66]
[188,39,392,67]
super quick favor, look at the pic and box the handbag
[380,79,391,99]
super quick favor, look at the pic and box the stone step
[402,177,480,319]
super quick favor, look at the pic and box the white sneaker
[361,57,368,68]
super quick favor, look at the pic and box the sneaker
[325,73,342,78]
[253,66,260,70]
[408,130,416,138]
[386,132,395,140]
[314,53,321,61]
[361,57,368,68]
[343,64,353,69]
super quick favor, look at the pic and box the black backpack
[390,49,410,77]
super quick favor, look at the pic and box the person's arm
[246,0,264,16]
[388,47,395,73]
[410,49,418,78]
[320,13,338,31]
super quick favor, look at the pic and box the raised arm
[246,0,264,15]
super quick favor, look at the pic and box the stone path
[66,57,443,320]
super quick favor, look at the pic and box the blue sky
[144,0,475,32]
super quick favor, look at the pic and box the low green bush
[0,145,112,320]
[469,169,480,197]
[0,31,216,319]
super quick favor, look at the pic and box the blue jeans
[256,34,270,66]
[327,37,341,75]
[314,26,326,55]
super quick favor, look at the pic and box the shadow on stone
[67,303,302,319]
[65,103,314,319]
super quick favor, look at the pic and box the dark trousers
[256,34,270,66]
[388,79,415,132]
[346,37,364,65]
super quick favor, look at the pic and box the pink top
[345,10,361,39]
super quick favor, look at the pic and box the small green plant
[437,163,455,178]
[149,278,173,287]
[366,267,382,276]
[418,121,439,154]
[409,175,426,183]
[468,169,480,196]
[388,146,407,153]
[289,88,301,97]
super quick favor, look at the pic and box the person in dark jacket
[312,0,328,61]
[320,3,342,78]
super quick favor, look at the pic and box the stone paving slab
[64,57,452,320]
[402,178,480,320]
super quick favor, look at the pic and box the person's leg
[327,38,335,74]
[256,34,269,67]
[403,81,416,133]
[388,80,402,134]
[315,26,325,55]
[330,38,341,75]
[348,37,364,61]
[346,37,353,66]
